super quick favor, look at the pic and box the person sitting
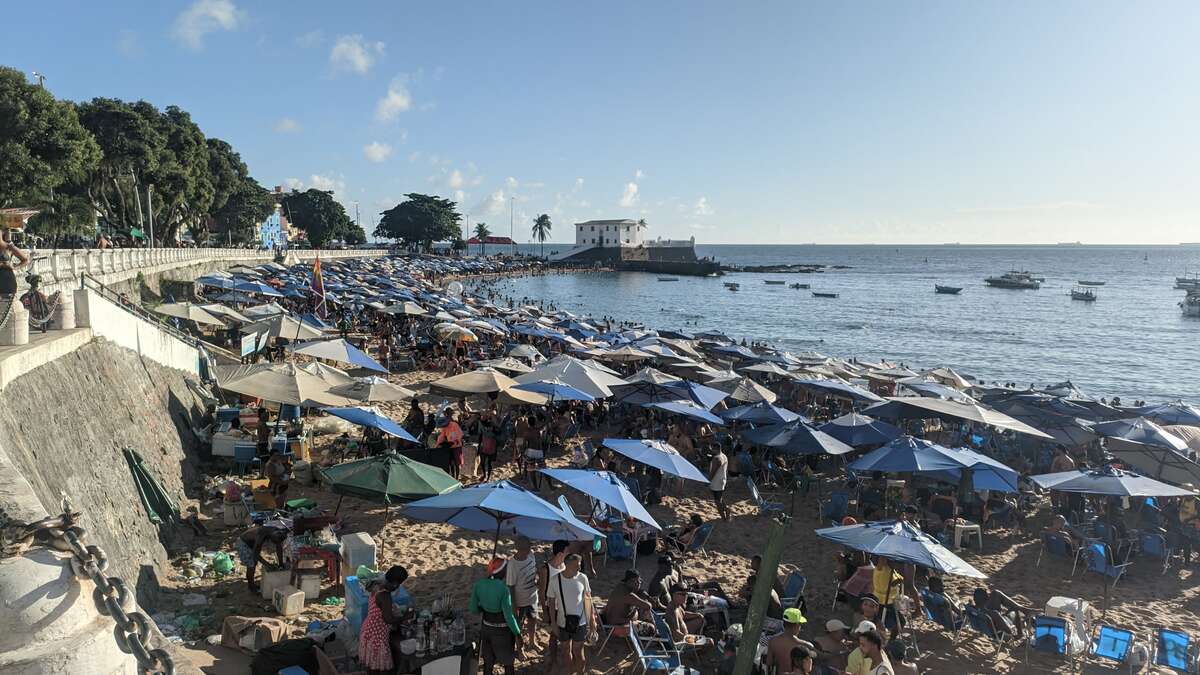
[604,570,654,629]
[785,644,818,675]
[886,639,919,675]
[922,576,963,629]
[971,587,1034,639]
[812,619,852,673]
[853,594,885,634]
[766,608,815,673]
[845,621,880,675]
[664,514,706,552]
[666,584,706,641]
[743,573,783,620]
[648,555,681,609]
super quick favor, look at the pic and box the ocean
[479,244,1200,402]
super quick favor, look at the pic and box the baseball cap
[486,557,507,576]
[669,584,688,595]
[859,593,880,606]
[854,620,877,634]
[825,619,850,633]
[783,608,807,624]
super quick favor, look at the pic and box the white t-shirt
[545,571,591,628]
[709,453,729,491]
[505,554,539,608]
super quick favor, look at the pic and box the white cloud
[505,176,519,190]
[453,189,466,203]
[274,117,301,133]
[619,182,639,208]
[363,141,393,163]
[295,30,323,48]
[284,175,348,202]
[375,78,412,122]
[448,170,465,189]
[693,196,713,216]
[330,34,384,75]
[635,169,645,180]
[172,0,242,50]
[473,190,508,216]
[408,151,422,163]
[574,178,584,191]
[116,29,142,57]
[283,177,304,191]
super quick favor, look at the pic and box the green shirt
[469,578,520,635]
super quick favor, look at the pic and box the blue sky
[3,1,1198,244]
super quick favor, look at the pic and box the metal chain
[0,296,16,331]
[11,503,175,675]
[27,291,62,327]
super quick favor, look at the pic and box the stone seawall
[0,338,206,607]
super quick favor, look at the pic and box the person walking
[709,446,731,521]
[470,557,521,675]
[437,409,465,479]
[544,554,596,675]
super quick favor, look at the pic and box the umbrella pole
[334,494,344,515]
[493,518,501,557]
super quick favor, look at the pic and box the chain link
[27,291,62,327]
[0,295,17,332]
[12,507,175,675]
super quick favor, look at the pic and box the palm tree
[473,222,491,257]
[26,192,95,248]
[532,214,552,258]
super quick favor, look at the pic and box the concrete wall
[75,287,200,375]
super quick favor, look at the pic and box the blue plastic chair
[920,589,965,641]
[1036,531,1083,574]
[747,478,786,517]
[605,530,634,561]
[1026,615,1069,664]
[965,605,1009,654]
[780,570,807,610]
[233,443,261,476]
[629,613,681,672]
[1141,531,1175,575]
[1090,624,1133,672]
[1156,628,1193,673]
[1085,541,1132,589]
[680,523,714,559]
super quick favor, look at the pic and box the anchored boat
[935,285,963,295]
[984,271,1041,289]
[1070,286,1097,302]
[657,277,679,282]
[1182,290,1200,317]
[812,292,839,298]
[789,283,810,289]
[1077,280,1105,286]
[764,280,786,285]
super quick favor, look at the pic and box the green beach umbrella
[320,451,461,508]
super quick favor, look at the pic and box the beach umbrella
[1105,436,1200,486]
[320,452,459,504]
[539,469,660,530]
[709,344,758,360]
[638,343,683,360]
[512,379,596,403]
[473,357,535,374]
[403,480,602,551]
[381,300,428,316]
[818,413,904,447]
[1165,425,1200,452]
[197,274,239,290]
[213,291,257,304]
[740,362,793,377]
[324,407,419,442]
[1089,417,1189,452]
[233,280,285,297]
[290,338,389,373]
[152,302,226,326]
[601,346,654,362]
[1030,466,1195,497]
[898,381,978,404]
[666,380,729,410]
[848,437,1019,492]
[507,344,545,362]
[433,323,478,342]
[624,367,677,384]
[646,401,726,426]
[790,378,884,404]
[301,362,356,387]
[243,314,325,340]
[215,362,356,407]
[601,438,708,482]
[199,303,253,324]
[1133,402,1200,427]
[427,368,520,398]
[514,356,628,399]
[742,421,854,456]
[609,380,689,407]
[922,367,973,390]
[864,397,1054,439]
[815,520,986,579]
[709,376,777,404]
[329,376,416,403]
[721,401,804,426]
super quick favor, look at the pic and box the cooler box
[340,533,376,576]
[273,585,305,616]
[261,569,292,600]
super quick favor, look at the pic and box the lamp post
[31,71,45,88]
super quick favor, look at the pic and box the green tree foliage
[375,193,462,252]
[207,138,274,244]
[0,67,100,207]
[281,189,357,248]
[473,222,491,256]
[532,213,552,257]
[26,192,96,247]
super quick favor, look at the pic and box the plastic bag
[212,552,234,575]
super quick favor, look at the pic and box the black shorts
[711,489,725,502]
[557,622,589,643]
[515,605,536,621]
[480,623,515,663]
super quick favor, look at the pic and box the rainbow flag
[311,255,327,319]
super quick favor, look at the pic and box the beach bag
[557,574,582,634]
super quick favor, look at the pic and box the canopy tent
[815,520,986,579]
[153,302,226,326]
[290,338,389,373]
[1030,466,1195,497]
[742,421,854,456]
[847,436,1020,492]
[818,413,904,448]
[539,469,660,530]
[319,452,459,504]
[328,377,415,403]
[601,438,708,482]
[864,397,1054,439]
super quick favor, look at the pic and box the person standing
[470,557,521,675]
[237,525,287,593]
[505,536,541,654]
[359,566,408,675]
[709,447,730,521]
[0,230,29,298]
[263,452,291,508]
[855,628,893,675]
[479,409,499,482]
[544,554,596,675]
[437,409,465,479]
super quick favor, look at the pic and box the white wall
[75,288,200,375]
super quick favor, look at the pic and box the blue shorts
[237,540,255,566]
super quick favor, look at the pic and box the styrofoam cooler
[340,533,376,576]
[298,574,321,600]
[223,500,249,525]
[261,569,292,600]
[273,585,305,616]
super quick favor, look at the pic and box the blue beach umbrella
[742,420,854,456]
[791,378,884,404]
[1133,402,1200,427]
[290,338,389,373]
[1089,417,1189,452]
[818,413,904,447]
[710,344,758,359]
[539,469,660,530]
[666,380,729,410]
[601,438,709,482]
[848,436,1019,492]
[1030,466,1195,497]
[512,379,596,402]
[815,520,986,579]
[721,401,805,426]
[403,480,602,551]
[233,280,285,297]
[324,407,418,443]
[214,291,256,304]
[197,275,239,289]
[646,401,726,426]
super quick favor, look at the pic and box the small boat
[812,292,839,298]
[1077,280,1105,286]
[1176,272,1200,290]
[789,283,810,289]
[1181,290,1200,317]
[657,277,679,282]
[764,280,786,285]
[984,271,1041,289]
[726,283,740,291]
[1070,287,1097,302]
[934,285,963,295]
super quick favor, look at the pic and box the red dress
[358,590,394,670]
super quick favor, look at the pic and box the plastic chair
[919,589,964,640]
[1141,531,1175,575]
[1089,624,1133,673]
[965,605,1009,654]
[1036,532,1083,575]
[1084,541,1132,589]
[1025,615,1069,664]
[819,490,850,522]
[606,530,634,562]
[746,478,786,517]
[629,613,681,673]
[1155,628,1194,673]
[679,523,714,559]
[780,571,806,610]
[234,443,261,476]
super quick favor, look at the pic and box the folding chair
[819,490,850,522]
[1155,628,1194,673]
[919,589,964,641]
[678,523,714,560]
[591,602,628,656]
[1037,531,1084,575]
[629,614,683,673]
[1084,541,1133,590]
[653,612,710,668]
[605,530,634,562]
[1025,615,1070,665]
[964,606,1010,655]
[1141,531,1176,575]
[746,478,786,517]
[779,571,807,611]
[1089,624,1134,673]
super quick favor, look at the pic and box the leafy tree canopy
[375,193,462,251]
[281,189,357,248]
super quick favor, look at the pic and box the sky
[3,1,1198,244]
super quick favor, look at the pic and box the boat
[984,271,1041,289]
[1077,280,1105,286]
[935,285,963,294]
[725,282,740,291]
[1181,290,1200,317]
[1176,273,1200,290]
[657,277,679,282]
[788,283,810,289]
[1070,287,1097,302]
[812,292,839,298]
[764,280,786,285]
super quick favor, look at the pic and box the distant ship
[1057,241,1084,246]
[985,270,1041,289]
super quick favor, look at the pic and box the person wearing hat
[470,557,521,675]
[436,409,465,479]
[845,620,880,675]
[665,584,707,643]
[813,619,852,672]
[766,608,814,673]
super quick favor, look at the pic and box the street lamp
[31,71,45,87]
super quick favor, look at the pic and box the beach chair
[1037,532,1083,575]
[964,605,1009,654]
[629,614,683,673]
[1084,541,1132,589]
[747,478,786,517]
[1089,624,1134,673]
[919,589,964,640]
[819,490,850,522]
[678,523,714,560]
[1024,615,1070,665]
[1141,531,1176,575]
[779,570,807,611]
[605,530,634,562]
[1155,628,1194,673]
[653,611,710,669]
[590,602,628,656]
[233,443,261,476]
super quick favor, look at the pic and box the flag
[311,255,327,319]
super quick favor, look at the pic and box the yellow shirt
[872,567,903,604]
[847,647,873,675]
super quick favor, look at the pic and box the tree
[212,179,274,245]
[281,189,355,248]
[26,192,95,247]
[73,97,164,232]
[451,236,467,255]
[532,214,552,258]
[0,67,100,207]
[473,222,491,256]
[375,193,462,252]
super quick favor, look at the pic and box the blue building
[258,209,288,249]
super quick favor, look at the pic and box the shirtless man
[238,525,287,593]
[604,570,653,625]
[766,608,815,674]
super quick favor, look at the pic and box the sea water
[484,245,1200,401]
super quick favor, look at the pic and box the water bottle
[415,631,426,658]
[451,616,466,647]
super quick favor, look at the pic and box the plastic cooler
[340,533,377,575]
